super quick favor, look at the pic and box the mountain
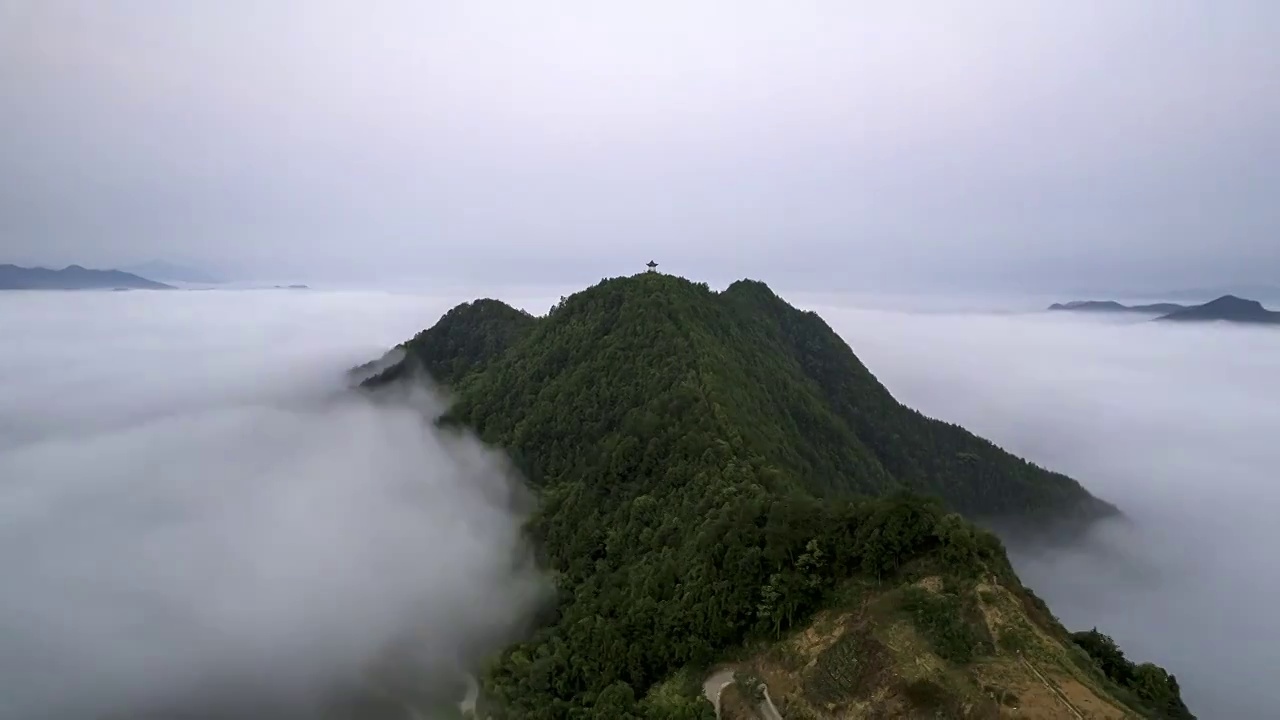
[0,264,173,290]
[375,278,1115,526]
[360,273,1189,719]
[121,260,223,284]
[1156,295,1280,324]
[1048,300,1187,314]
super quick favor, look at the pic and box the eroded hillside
[685,571,1149,719]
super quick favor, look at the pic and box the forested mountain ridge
[373,274,1114,524]
[362,298,537,387]
[715,279,1116,525]
[360,273,1188,718]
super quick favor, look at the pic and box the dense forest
[1072,629,1194,719]
[361,273,1189,718]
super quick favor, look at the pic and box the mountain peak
[1157,294,1279,324]
[377,274,1115,521]
[1204,294,1263,310]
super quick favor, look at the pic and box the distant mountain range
[1048,300,1187,315]
[1050,295,1280,325]
[0,264,173,290]
[1156,295,1280,324]
[120,260,224,284]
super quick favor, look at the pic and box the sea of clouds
[3,286,1275,718]
[0,288,557,719]
[813,301,1280,719]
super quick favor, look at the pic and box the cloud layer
[814,303,1280,718]
[0,289,550,718]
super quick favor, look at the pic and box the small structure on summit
[646,260,658,273]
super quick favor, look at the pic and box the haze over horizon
[3,2,1278,293]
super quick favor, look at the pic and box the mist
[0,289,552,719]
[812,302,1280,718]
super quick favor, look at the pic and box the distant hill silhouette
[121,260,223,284]
[1048,300,1187,314]
[0,264,173,290]
[1156,295,1280,324]
[1050,295,1279,325]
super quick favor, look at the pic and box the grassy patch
[805,624,889,707]
[899,676,1000,719]
[645,665,706,706]
[982,683,1020,708]
[899,586,993,664]
[995,625,1035,654]
[767,640,808,673]
[1012,584,1070,641]
[900,677,953,710]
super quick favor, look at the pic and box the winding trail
[702,669,737,718]
[757,685,784,720]
[701,669,784,720]
[459,673,479,716]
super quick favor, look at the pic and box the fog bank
[817,304,1280,718]
[0,290,550,719]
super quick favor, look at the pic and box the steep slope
[718,280,1114,525]
[695,561,1191,720]
[361,274,1187,719]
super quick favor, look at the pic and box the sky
[814,302,1280,719]
[2,1,1278,292]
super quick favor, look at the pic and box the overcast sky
[2,1,1277,292]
